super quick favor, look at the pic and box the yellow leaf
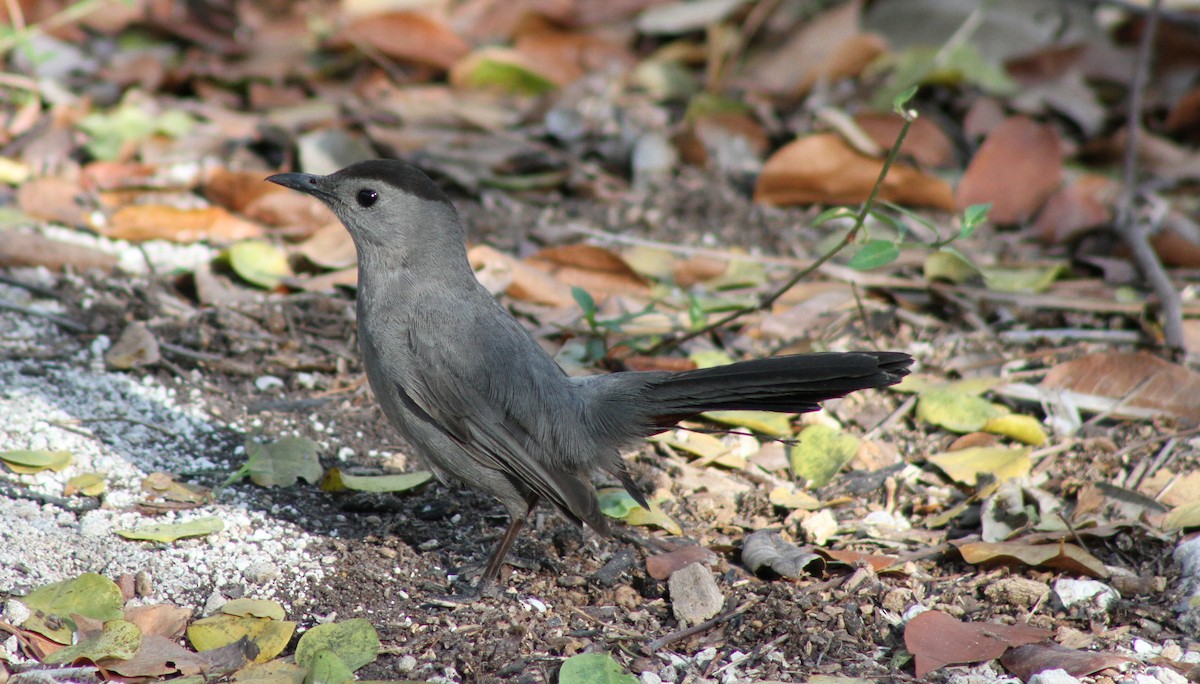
[983,414,1047,445]
[927,446,1031,486]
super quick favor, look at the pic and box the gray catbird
[268,160,911,586]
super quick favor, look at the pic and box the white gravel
[0,296,326,613]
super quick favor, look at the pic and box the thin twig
[0,299,88,333]
[645,597,761,652]
[1112,0,1185,353]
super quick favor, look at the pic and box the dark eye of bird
[356,189,378,208]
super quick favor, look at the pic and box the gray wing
[400,320,608,531]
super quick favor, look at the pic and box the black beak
[266,172,331,201]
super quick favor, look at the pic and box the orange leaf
[102,205,263,243]
[754,133,955,209]
[525,244,650,301]
[956,116,1063,224]
[330,11,470,71]
[854,113,955,168]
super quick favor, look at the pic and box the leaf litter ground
[2,168,1196,682]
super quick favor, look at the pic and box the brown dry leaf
[525,244,650,302]
[297,222,357,270]
[813,548,898,572]
[956,540,1109,578]
[1148,211,1200,268]
[101,205,263,244]
[329,11,470,70]
[754,133,955,209]
[1040,352,1200,421]
[124,604,191,640]
[956,116,1063,224]
[80,161,161,191]
[646,545,719,580]
[0,231,118,272]
[1033,174,1118,244]
[287,267,361,293]
[101,634,210,678]
[738,1,885,97]
[854,113,955,168]
[17,176,89,226]
[1165,84,1200,137]
[514,30,633,87]
[203,168,280,213]
[904,610,1051,677]
[468,244,575,307]
[1000,642,1134,680]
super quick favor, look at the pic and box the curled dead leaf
[754,133,955,209]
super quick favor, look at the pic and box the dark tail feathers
[641,351,911,425]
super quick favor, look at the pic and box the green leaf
[846,239,900,271]
[227,240,293,290]
[1,449,72,474]
[43,619,142,664]
[916,389,1009,434]
[320,469,432,493]
[294,619,380,673]
[558,652,638,684]
[981,263,1067,294]
[597,488,682,535]
[788,424,860,488]
[461,57,557,95]
[892,85,919,113]
[812,206,856,226]
[115,516,224,542]
[245,437,323,487]
[924,249,982,285]
[20,573,125,643]
[571,286,596,317]
[703,410,794,437]
[304,649,354,684]
[961,203,991,238]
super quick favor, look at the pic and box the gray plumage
[268,160,911,585]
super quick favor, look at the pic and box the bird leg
[479,493,540,588]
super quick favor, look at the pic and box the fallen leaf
[101,205,263,243]
[813,548,899,572]
[320,468,433,493]
[646,545,718,580]
[982,414,1047,446]
[293,619,380,672]
[43,619,141,665]
[740,529,824,579]
[904,609,1051,677]
[450,46,558,95]
[525,244,650,302]
[115,516,225,542]
[1034,174,1118,244]
[101,633,211,677]
[956,540,1109,578]
[124,604,191,640]
[754,133,955,209]
[187,614,296,664]
[927,446,1031,486]
[1041,352,1200,421]
[468,244,574,307]
[598,488,682,534]
[141,472,209,504]
[220,599,287,621]
[297,222,356,269]
[65,472,107,497]
[789,424,860,488]
[1,449,73,474]
[1000,642,1134,680]
[244,437,323,488]
[329,11,469,70]
[226,239,293,290]
[558,652,638,684]
[105,321,161,369]
[854,113,955,168]
[19,573,125,644]
[17,176,89,226]
[956,116,1063,224]
[916,389,1010,433]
